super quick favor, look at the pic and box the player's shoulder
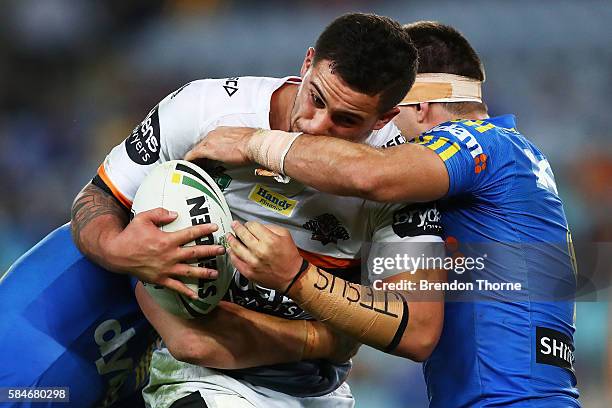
[423,115,522,145]
[417,115,524,166]
[162,76,294,118]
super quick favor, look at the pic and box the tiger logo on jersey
[303,214,350,245]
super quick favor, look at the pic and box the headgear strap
[400,73,482,105]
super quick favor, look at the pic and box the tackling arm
[283,135,449,203]
[135,283,360,369]
[185,127,450,203]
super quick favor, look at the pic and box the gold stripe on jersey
[416,135,461,162]
[475,123,495,133]
[415,135,433,145]
[438,142,461,161]
[459,119,495,133]
[427,137,450,151]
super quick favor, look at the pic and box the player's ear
[416,103,430,123]
[300,47,315,77]
[373,106,400,130]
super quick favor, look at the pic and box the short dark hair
[403,21,487,115]
[314,13,417,113]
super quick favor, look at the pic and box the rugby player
[0,224,156,407]
[70,13,446,408]
[0,224,355,407]
[191,22,581,407]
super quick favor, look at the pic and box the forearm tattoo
[71,184,128,249]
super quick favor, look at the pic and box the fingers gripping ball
[132,160,234,318]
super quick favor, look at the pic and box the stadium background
[0,0,609,406]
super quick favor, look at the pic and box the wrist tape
[247,129,302,174]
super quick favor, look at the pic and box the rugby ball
[131,160,234,318]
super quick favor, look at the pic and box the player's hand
[106,208,225,299]
[184,126,258,165]
[226,220,302,292]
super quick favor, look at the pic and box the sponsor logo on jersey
[392,203,443,238]
[382,134,407,148]
[536,326,575,372]
[223,77,239,97]
[125,106,161,165]
[94,319,136,405]
[303,213,350,245]
[248,184,297,216]
[226,272,312,319]
[422,123,487,173]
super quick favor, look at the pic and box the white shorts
[143,348,354,408]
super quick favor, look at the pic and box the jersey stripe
[438,142,461,161]
[298,248,361,269]
[97,163,133,208]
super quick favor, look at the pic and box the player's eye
[335,116,357,127]
[311,93,325,109]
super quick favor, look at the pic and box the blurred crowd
[0,0,610,406]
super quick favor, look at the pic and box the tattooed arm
[71,184,130,269]
[70,182,222,298]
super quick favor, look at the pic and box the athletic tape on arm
[288,264,409,352]
[248,129,302,175]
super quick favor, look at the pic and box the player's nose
[304,110,334,135]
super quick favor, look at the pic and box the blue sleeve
[415,122,489,197]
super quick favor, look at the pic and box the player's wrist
[281,258,310,298]
[98,230,133,274]
[247,129,302,174]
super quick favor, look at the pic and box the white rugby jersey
[97,76,444,397]
[99,76,442,282]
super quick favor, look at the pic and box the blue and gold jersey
[415,115,580,407]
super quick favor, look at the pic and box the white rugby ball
[131,160,234,318]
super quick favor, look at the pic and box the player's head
[291,13,417,141]
[394,21,488,139]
